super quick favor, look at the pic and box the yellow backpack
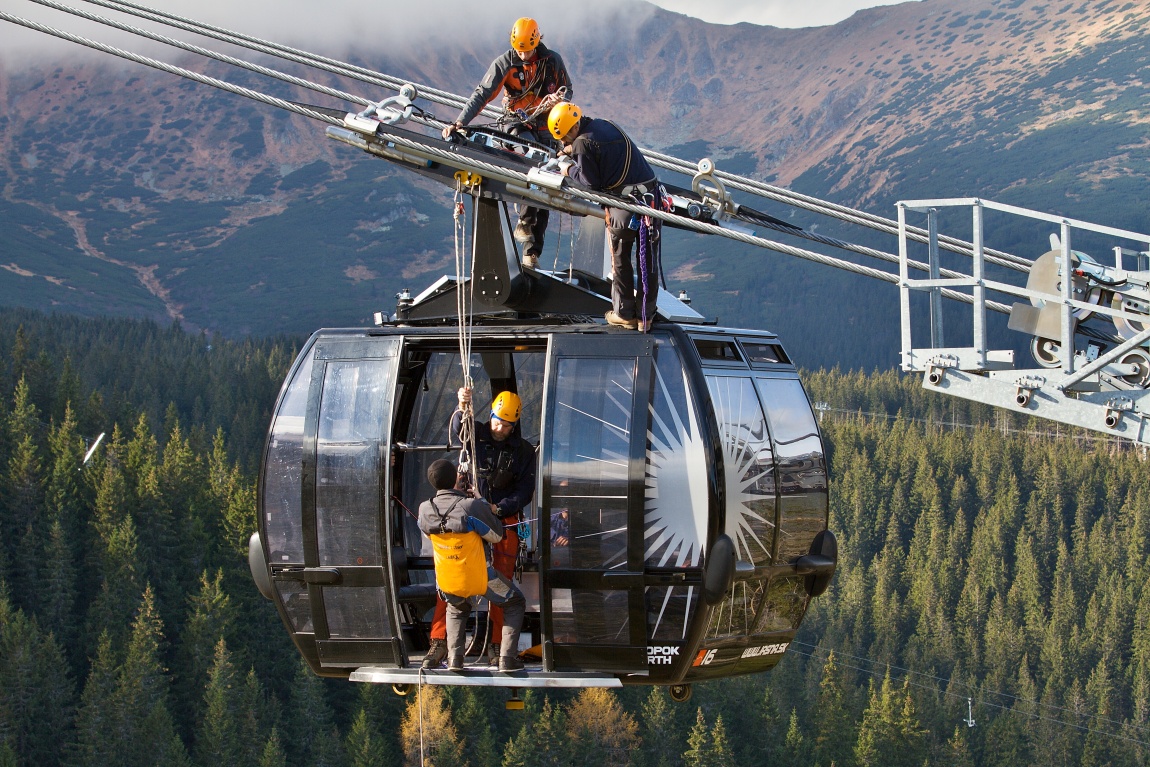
[430,531,488,597]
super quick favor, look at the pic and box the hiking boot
[605,310,638,330]
[448,654,465,672]
[638,320,651,333]
[513,220,534,243]
[522,254,538,270]
[421,639,447,669]
[487,643,501,667]
[499,656,524,673]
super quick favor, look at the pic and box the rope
[451,180,479,490]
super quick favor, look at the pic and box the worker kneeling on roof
[418,458,526,673]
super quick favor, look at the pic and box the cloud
[0,0,658,69]
[647,0,918,28]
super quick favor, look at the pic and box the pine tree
[565,688,639,767]
[813,651,856,767]
[347,708,388,767]
[709,715,735,767]
[259,727,288,767]
[501,697,571,767]
[71,633,121,766]
[194,639,242,767]
[113,585,191,767]
[0,582,75,767]
[682,708,710,767]
[176,569,237,726]
[400,685,464,767]
[635,687,678,767]
[783,707,807,767]
[85,462,142,650]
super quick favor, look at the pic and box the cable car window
[264,352,314,566]
[316,360,392,567]
[551,588,629,644]
[646,337,707,569]
[693,338,745,364]
[758,378,828,562]
[705,376,777,568]
[550,358,633,569]
[740,341,791,366]
[752,576,809,633]
[323,587,388,638]
[706,578,763,640]
[276,580,312,633]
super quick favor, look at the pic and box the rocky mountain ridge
[2,0,1149,367]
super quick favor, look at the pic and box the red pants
[431,525,519,642]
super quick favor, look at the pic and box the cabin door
[541,334,654,674]
[299,337,402,669]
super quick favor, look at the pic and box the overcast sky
[0,0,921,65]
[646,0,917,27]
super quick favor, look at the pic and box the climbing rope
[452,178,479,491]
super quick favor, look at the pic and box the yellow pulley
[454,170,483,187]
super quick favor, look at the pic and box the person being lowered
[441,17,572,269]
[418,458,526,673]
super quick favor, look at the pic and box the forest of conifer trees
[1,308,1148,766]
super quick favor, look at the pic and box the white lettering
[741,642,790,659]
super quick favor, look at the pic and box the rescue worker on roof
[441,17,572,270]
[422,388,536,670]
[418,458,526,673]
[548,102,664,333]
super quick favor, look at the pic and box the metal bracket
[1014,376,1045,408]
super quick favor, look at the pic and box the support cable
[73,0,1032,272]
[0,7,1013,314]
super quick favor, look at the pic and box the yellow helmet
[509,18,541,53]
[547,102,582,141]
[490,391,522,423]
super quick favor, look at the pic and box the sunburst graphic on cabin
[706,377,775,566]
[643,364,708,568]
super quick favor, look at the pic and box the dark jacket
[565,117,657,193]
[456,43,572,128]
[450,411,536,520]
[417,489,503,544]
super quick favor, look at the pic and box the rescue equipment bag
[430,531,488,597]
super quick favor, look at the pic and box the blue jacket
[566,117,657,193]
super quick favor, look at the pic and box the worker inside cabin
[418,458,526,672]
[548,102,665,333]
[441,17,572,270]
[422,388,536,670]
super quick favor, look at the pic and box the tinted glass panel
[706,376,777,567]
[753,576,810,633]
[741,342,790,366]
[276,580,313,633]
[316,360,392,566]
[646,585,694,641]
[758,378,828,561]
[323,586,389,638]
[263,352,314,565]
[550,588,629,643]
[550,357,634,571]
[693,339,744,363]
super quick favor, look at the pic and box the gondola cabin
[250,310,836,696]
[248,97,837,697]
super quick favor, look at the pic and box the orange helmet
[548,102,582,140]
[490,391,522,423]
[510,18,541,53]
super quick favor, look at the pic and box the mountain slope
[1,0,1148,369]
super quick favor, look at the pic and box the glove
[557,155,574,174]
